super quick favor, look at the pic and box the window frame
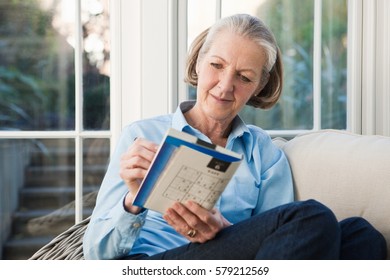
[113,0,188,129]
[118,0,390,138]
[1,0,389,225]
[347,0,390,136]
[0,0,112,224]
[121,0,347,139]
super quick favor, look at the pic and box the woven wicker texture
[29,216,90,260]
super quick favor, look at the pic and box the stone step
[2,236,55,260]
[19,186,99,210]
[12,207,94,238]
[29,145,110,166]
[24,164,107,187]
[1,139,106,260]
[2,207,93,260]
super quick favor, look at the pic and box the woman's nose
[218,71,235,93]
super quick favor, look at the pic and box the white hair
[199,14,278,72]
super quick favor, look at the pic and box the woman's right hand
[119,137,158,213]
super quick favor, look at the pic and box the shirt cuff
[122,192,146,214]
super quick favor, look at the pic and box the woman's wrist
[123,191,143,214]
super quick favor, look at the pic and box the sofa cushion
[282,129,390,257]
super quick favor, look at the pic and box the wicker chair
[28,191,98,260]
[29,216,89,260]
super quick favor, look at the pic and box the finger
[131,138,159,159]
[164,205,211,243]
[119,156,150,187]
[120,138,158,185]
[163,207,192,236]
[171,202,211,234]
[120,155,151,171]
[182,201,226,240]
[184,201,213,222]
[183,201,219,229]
[120,167,148,183]
[121,138,158,164]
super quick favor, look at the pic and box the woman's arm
[253,134,294,215]
[83,126,157,259]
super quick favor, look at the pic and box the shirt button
[133,222,141,228]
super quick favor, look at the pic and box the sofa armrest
[281,130,390,258]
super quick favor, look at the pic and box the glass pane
[0,0,111,260]
[321,0,347,129]
[83,138,110,219]
[223,0,316,130]
[0,138,75,259]
[187,0,216,48]
[187,0,348,131]
[187,0,217,101]
[0,0,75,131]
[82,0,110,130]
[221,0,264,16]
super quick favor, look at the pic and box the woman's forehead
[205,31,266,71]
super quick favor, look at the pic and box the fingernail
[185,201,192,207]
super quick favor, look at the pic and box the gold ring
[187,228,197,238]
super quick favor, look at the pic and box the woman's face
[195,30,267,123]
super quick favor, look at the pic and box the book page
[144,145,240,214]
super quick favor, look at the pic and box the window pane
[187,0,216,48]
[83,138,110,219]
[0,0,111,260]
[0,138,75,259]
[187,0,348,131]
[321,0,347,129]
[0,0,75,131]
[224,0,316,130]
[82,0,110,130]
[187,0,217,101]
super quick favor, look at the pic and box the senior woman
[83,14,386,260]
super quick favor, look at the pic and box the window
[1,0,388,261]
[0,0,110,259]
[187,0,348,136]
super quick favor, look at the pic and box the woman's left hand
[163,201,232,243]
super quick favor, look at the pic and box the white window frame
[3,0,388,226]
[347,0,390,136]
[118,0,335,139]
[0,0,112,224]
[112,0,188,130]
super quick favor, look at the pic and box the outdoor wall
[0,140,29,257]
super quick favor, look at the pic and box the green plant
[0,66,45,130]
[241,0,348,130]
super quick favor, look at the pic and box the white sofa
[275,129,390,258]
[30,129,390,260]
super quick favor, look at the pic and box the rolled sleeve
[83,197,148,259]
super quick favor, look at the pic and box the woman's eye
[210,63,222,69]
[239,74,251,83]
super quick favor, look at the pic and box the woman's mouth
[210,94,232,103]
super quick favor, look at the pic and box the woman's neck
[184,108,233,147]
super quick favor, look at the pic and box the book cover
[132,128,243,214]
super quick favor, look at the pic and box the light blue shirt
[83,101,294,259]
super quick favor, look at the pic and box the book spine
[133,143,177,207]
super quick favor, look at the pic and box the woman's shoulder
[246,124,272,143]
[124,114,173,131]
[120,114,174,142]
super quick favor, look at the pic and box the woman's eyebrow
[210,55,258,74]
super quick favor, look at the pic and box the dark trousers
[132,200,387,260]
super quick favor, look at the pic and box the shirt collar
[172,101,254,160]
[228,115,253,161]
[171,100,195,132]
